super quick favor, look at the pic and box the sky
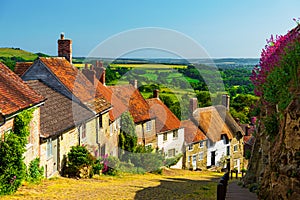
[0,0,299,58]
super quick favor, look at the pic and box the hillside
[0,48,49,70]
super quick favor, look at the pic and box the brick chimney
[153,89,159,98]
[222,94,230,111]
[94,61,106,85]
[82,64,96,85]
[189,98,198,116]
[58,33,72,64]
[129,80,138,89]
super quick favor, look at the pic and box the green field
[0,48,38,60]
[110,63,187,69]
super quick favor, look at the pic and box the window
[199,141,204,148]
[163,133,167,141]
[101,144,106,156]
[222,135,229,144]
[227,146,230,156]
[234,144,238,152]
[110,124,113,136]
[188,156,191,162]
[188,144,193,151]
[81,123,86,139]
[168,148,175,157]
[146,121,152,132]
[99,116,103,128]
[199,152,204,160]
[47,138,52,159]
[173,130,178,139]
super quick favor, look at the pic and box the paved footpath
[226,182,258,200]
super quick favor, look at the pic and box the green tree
[119,112,137,153]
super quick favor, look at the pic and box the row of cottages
[183,97,245,172]
[0,62,45,167]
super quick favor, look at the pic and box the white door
[192,155,197,170]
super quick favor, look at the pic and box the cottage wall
[99,113,119,157]
[58,128,79,172]
[206,139,230,167]
[185,140,207,170]
[39,137,59,178]
[24,108,41,166]
[157,128,184,158]
[136,119,156,148]
[230,137,244,172]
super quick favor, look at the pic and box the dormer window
[222,134,229,144]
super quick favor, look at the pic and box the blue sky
[0,0,299,58]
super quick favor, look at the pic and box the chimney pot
[189,98,198,117]
[90,64,94,70]
[222,94,230,111]
[153,89,159,98]
[84,63,88,69]
[58,33,72,64]
[129,80,138,89]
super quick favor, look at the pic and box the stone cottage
[181,119,207,170]
[146,90,184,158]
[0,62,45,167]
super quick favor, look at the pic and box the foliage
[0,109,34,195]
[64,145,94,178]
[263,114,279,138]
[245,149,251,160]
[26,158,44,183]
[250,23,300,139]
[164,153,182,168]
[119,112,137,154]
[0,133,27,195]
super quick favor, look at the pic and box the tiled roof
[181,120,206,144]
[0,62,45,116]
[95,81,127,121]
[109,85,151,123]
[26,80,94,137]
[39,57,111,113]
[192,106,233,142]
[14,62,33,77]
[146,98,180,133]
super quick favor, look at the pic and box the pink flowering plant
[250,21,300,111]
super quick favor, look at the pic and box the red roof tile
[181,120,206,143]
[146,98,180,133]
[39,57,111,113]
[109,85,151,123]
[14,62,33,77]
[0,62,45,116]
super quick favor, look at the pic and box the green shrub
[0,109,34,195]
[26,158,44,183]
[164,154,182,167]
[65,145,94,178]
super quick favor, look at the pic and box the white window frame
[47,138,53,159]
[234,144,238,152]
[199,152,204,160]
[163,133,168,141]
[173,130,178,139]
[146,121,152,132]
[199,141,204,148]
[81,123,86,139]
[168,148,175,157]
[188,156,191,162]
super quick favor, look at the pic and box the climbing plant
[0,108,34,195]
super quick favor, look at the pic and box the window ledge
[25,143,33,150]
